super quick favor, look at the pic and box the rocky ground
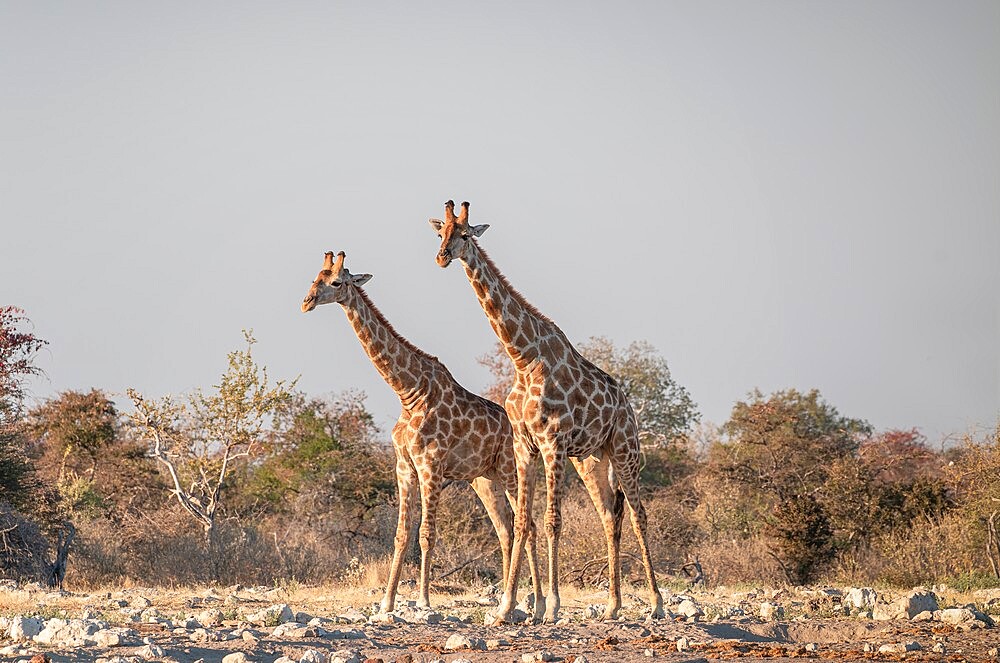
[1,581,998,663]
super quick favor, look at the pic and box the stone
[521,652,553,662]
[9,616,44,642]
[877,642,922,654]
[331,651,362,663]
[843,587,877,612]
[295,611,315,624]
[900,590,938,618]
[804,643,817,652]
[130,596,153,609]
[643,648,655,657]
[271,623,317,638]
[676,599,703,619]
[222,653,251,663]
[911,610,934,621]
[937,607,978,624]
[299,651,324,663]
[140,608,166,624]
[273,658,297,663]
[138,644,165,659]
[326,628,367,640]
[337,608,368,624]
[759,603,784,621]
[931,642,946,654]
[34,618,104,647]
[676,637,690,652]
[368,612,403,624]
[93,629,125,647]
[583,605,602,620]
[573,656,589,663]
[445,633,485,651]
[199,608,225,626]
[247,604,295,627]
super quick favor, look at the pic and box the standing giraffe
[301,250,543,617]
[429,201,665,623]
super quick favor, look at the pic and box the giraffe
[429,201,665,624]
[301,250,544,617]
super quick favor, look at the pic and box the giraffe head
[428,200,490,268]
[301,250,373,312]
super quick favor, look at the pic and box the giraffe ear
[428,218,444,233]
[350,273,373,286]
[469,223,490,237]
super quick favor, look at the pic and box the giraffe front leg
[381,459,417,614]
[489,455,536,626]
[416,469,443,609]
[542,448,567,623]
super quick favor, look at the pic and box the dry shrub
[694,535,787,587]
[0,502,49,583]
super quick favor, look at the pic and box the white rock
[676,599,703,619]
[93,629,123,647]
[877,642,922,653]
[247,604,295,626]
[444,633,472,650]
[521,651,553,662]
[199,608,225,627]
[901,590,938,618]
[223,653,251,663]
[676,636,690,652]
[337,608,367,624]
[138,644,165,660]
[843,587,877,612]
[931,642,946,654]
[299,650,324,663]
[325,628,367,640]
[330,649,361,663]
[131,595,153,609]
[273,657,297,663]
[759,602,784,621]
[804,643,818,652]
[8,616,43,642]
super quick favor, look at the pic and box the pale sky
[2,1,997,443]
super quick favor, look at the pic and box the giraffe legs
[489,451,538,625]
[571,454,625,620]
[416,468,443,609]
[380,459,418,614]
[498,474,545,622]
[470,476,514,589]
[541,449,567,623]
[611,426,664,620]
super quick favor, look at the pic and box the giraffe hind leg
[611,455,665,620]
[471,476,514,590]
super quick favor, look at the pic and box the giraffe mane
[472,239,558,329]
[354,287,440,362]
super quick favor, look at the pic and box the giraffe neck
[340,286,438,407]
[461,240,551,371]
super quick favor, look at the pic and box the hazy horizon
[2,1,997,443]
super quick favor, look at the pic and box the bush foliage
[3,307,998,590]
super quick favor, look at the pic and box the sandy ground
[1,582,998,663]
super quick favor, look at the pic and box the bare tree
[127,331,295,571]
